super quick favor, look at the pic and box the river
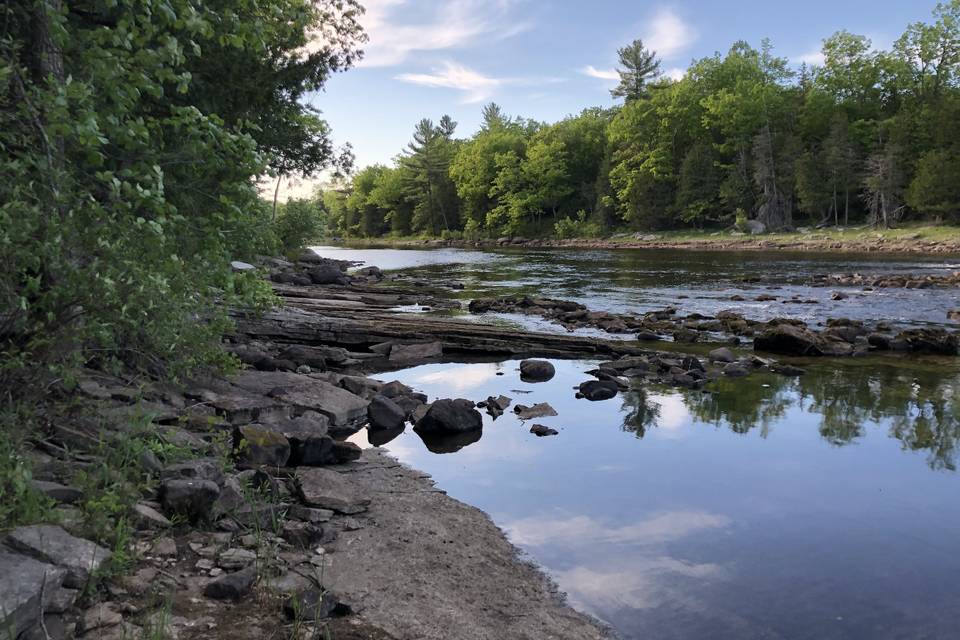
[315,245,960,639]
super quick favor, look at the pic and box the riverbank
[333,224,960,255]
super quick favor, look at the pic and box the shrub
[275,198,326,255]
[554,210,603,239]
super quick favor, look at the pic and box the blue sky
[285,0,934,198]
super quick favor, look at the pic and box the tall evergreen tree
[611,39,662,102]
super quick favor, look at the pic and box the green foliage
[276,198,326,254]
[0,412,55,529]
[0,0,363,382]
[554,211,603,239]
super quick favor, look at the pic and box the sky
[280,0,935,199]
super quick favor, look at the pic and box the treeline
[311,1,960,239]
[1,0,364,379]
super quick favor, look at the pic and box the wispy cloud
[581,65,619,81]
[360,0,531,67]
[395,62,503,103]
[663,67,687,81]
[503,510,731,547]
[644,7,698,59]
[396,61,563,103]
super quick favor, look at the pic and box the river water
[314,245,960,639]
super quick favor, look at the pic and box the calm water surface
[320,245,960,639]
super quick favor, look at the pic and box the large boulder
[234,425,291,467]
[388,342,443,364]
[5,525,111,589]
[161,479,220,523]
[578,380,619,401]
[295,468,370,514]
[414,399,482,434]
[259,412,333,466]
[368,395,406,430]
[754,324,824,356]
[307,265,349,286]
[895,328,960,355]
[519,359,556,382]
[230,371,369,428]
[0,549,67,636]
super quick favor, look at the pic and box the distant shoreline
[326,225,960,256]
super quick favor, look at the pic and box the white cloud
[359,0,530,68]
[663,67,686,81]
[396,61,563,103]
[644,8,698,59]
[395,61,503,103]
[581,65,619,81]
[794,49,826,67]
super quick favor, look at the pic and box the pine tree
[611,39,662,102]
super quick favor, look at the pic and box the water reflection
[364,357,960,639]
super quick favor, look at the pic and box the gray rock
[279,521,325,548]
[161,479,220,523]
[160,458,225,486]
[234,424,291,467]
[230,371,369,427]
[388,342,443,364]
[78,602,123,634]
[339,375,383,398]
[368,395,406,430]
[513,403,558,420]
[265,572,312,596]
[132,503,173,530]
[708,347,736,363]
[231,504,286,529]
[151,537,178,558]
[519,360,556,382]
[288,505,334,523]
[723,363,750,377]
[332,440,362,463]
[230,261,256,272]
[746,219,766,235]
[307,265,349,285]
[530,424,558,437]
[218,548,257,570]
[295,468,370,514]
[44,587,78,614]
[578,380,619,401]
[414,399,482,434]
[204,565,258,600]
[30,481,83,505]
[0,549,67,636]
[212,476,247,520]
[261,413,333,466]
[5,525,110,589]
[379,381,413,398]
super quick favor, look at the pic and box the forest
[309,1,960,239]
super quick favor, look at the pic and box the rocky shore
[6,248,959,640]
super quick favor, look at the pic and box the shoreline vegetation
[324,223,960,255]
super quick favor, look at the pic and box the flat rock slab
[230,371,368,427]
[5,525,111,588]
[295,468,370,514]
[0,549,67,637]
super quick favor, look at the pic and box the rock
[519,360,556,382]
[708,347,736,363]
[948,310,960,321]
[530,424,558,437]
[513,403,558,420]
[0,549,67,637]
[218,548,257,570]
[230,371,369,428]
[414,399,482,434]
[261,413,334,466]
[578,380,619,401]
[368,395,406,430]
[231,504,285,529]
[636,331,663,341]
[483,394,512,418]
[234,424,291,467]
[754,324,825,356]
[295,468,370,514]
[283,589,351,621]
[278,345,328,370]
[279,521,325,548]
[895,328,960,355]
[230,261,256,272]
[332,440,362,463]
[212,476,248,519]
[746,219,766,235]
[388,342,443,364]
[138,449,164,474]
[723,363,750,377]
[288,506,334,523]
[379,381,413,398]
[831,291,848,300]
[367,426,405,447]
[681,356,705,372]
[78,602,123,634]
[5,526,111,589]
[307,265,349,285]
[161,479,220,523]
[151,537,178,558]
[29,481,83,505]
[204,565,258,600]
[160,458,225,486]
[265,572,312,596]
[770,364,806,376]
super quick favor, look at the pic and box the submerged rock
[513,403,558,420]
[754,324,824,356]
[530,424,559,437]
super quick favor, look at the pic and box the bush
[275,199,325,255]
[554,210,603,239]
